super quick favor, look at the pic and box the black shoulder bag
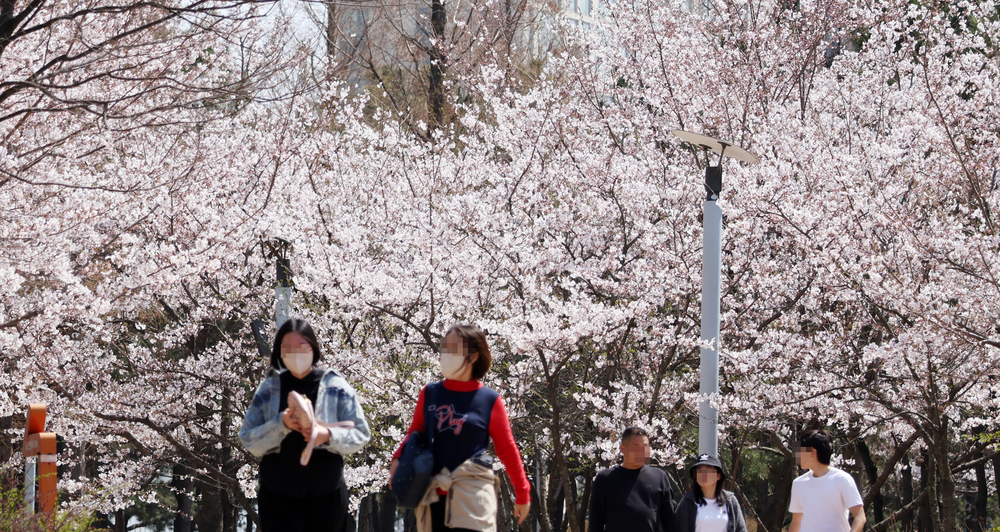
[391,383,437,509]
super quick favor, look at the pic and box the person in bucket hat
[674,454,748,532]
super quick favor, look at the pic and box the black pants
[430,499,477,532]
[258,484,349,532]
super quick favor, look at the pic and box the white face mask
[440,353,467,380]
[283,352,313,376]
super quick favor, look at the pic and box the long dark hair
[270,319,322,370]
[690,467,726,507]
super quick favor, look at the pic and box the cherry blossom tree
[1,0,320,529]
[290,0,1000,530]
[3,0,1000,530]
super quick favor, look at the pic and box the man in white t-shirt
[788,430,866,532]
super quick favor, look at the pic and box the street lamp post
[271,238,293,331]
[671,130,758,457]
[251,238,293,360]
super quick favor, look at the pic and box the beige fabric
[416,460,497,532]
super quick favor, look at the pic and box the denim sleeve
[317,380,371,455]
[238,379,292,458]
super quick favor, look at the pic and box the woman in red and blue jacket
[389,324,531,531]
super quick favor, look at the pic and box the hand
[514,502,530,524]
[314,426,331,446]
[295,420,315,440]
[287,393,314,433]
[388,459,399,489]
[281,408,302,432]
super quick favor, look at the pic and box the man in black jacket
[588,427,677,532]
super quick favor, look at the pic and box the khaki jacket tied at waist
[416,460,497,532]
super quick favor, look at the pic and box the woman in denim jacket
[240,319,371,532]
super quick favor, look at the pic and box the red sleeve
[392,386,426,461]
[489,395,531,504]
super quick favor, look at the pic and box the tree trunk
[900,452,914,532]
[115,509,127,532]
[766,451,794,532]
[729,441,744,490]
[380,490,397,532]
[358,491,392,532]
[404,508,418,532]
[576,472,592,530]
[972,452,987,532]
[173,462,193,532]
[846,435,863,497]
[326,0,338,59]
[934,426,959,532]
[872,489,927,532]
[428,0,446,126]
[539,352,581,532]
[0,416,13,464]
[196,475,224,532]
[223,489,236,532]
[550,484,565,532]
[925,448,942,532]
[917,450,930,532]
[856,438,884,524]
[530,449,553,532]
[357,494,371,532]
[72,443,87,481]
[993,453,1000,520]
[93,513,113,530]
[498,472,515,532]
[221,392,237,532]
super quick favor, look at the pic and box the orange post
[23,404,58,514]
[25,404,46,439]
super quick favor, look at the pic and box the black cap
[689,453,727,481]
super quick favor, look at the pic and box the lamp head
[670,130,759,165]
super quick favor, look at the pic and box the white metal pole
[276,257,291,330]
[699,186,723,457]
[24,456,36,515]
